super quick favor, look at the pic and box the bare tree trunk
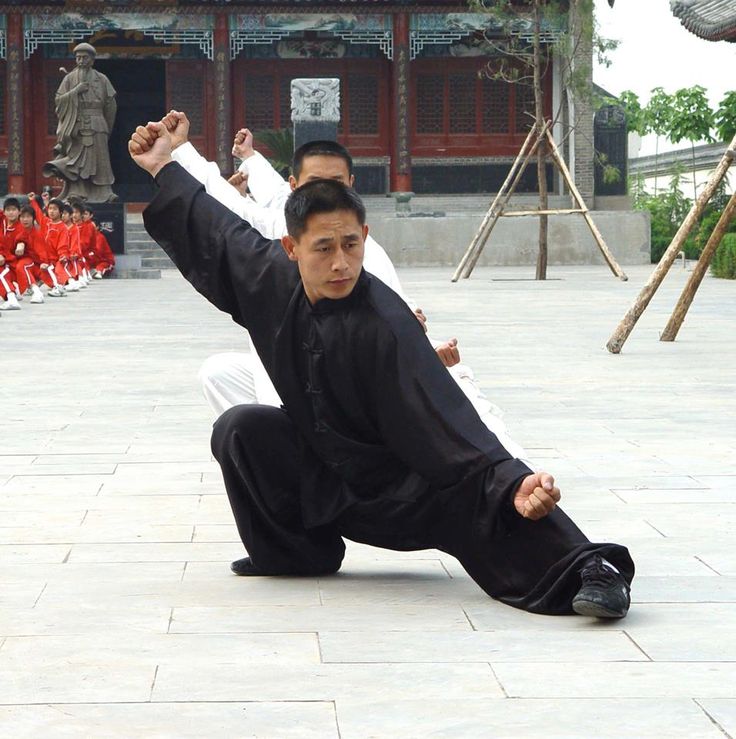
[536,140,549,279]
[533,0,548,280]
[691,142,697,205]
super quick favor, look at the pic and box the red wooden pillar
[6,12,26,193]
[213,14,232,173]
[390,12,411,193]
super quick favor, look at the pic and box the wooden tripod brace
[451,121,628,283]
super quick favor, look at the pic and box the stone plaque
[291,78,340,149]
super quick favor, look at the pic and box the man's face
[61,211,71,224]
[282,209,367,304]
[20,213,34,229]
[47,204,61,221]
[82,211,92,222]
[291,155,354,190]
[76,52,93,69]
[4,206,19,223]
[71,209,82,224]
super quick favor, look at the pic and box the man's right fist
[128,122,173,177]
[161,110,190,150]
[232,128,255,160]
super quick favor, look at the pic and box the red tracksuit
[90,230,116,275]
[13,225,48,293]
[30,200,70,286]
[0,219,21,299]
[78,221,96,273]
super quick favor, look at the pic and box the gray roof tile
[670,0,736,41]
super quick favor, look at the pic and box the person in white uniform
[161,111,531,466]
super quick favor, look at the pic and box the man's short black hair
[71,201,84,213]
[292,140,353,180]
[3,197,20,210]
[48,198,64,211]
[83,205,94,215]
[19,205,35,219]
[284,180,365,240]
[62,203,74,215]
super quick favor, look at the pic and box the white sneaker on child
[0,294,21,310]
[30,285,44,304]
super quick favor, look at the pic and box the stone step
[141,255,176,269]
[125,243,164,254]
[111,268,162,279]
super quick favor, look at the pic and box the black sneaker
[572,554,631,618]
[230,556,262,576]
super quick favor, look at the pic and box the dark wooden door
[95,59,166,201]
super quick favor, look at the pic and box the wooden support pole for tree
[606,134,736,354]
[452,123,545,282]
[544,130,628,281]
[659,190,736,342]
[501,208,585,217]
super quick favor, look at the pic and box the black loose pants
[211,404,634,615]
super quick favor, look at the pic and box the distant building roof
[670,0,736,42]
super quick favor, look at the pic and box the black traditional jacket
[144,162,532,526]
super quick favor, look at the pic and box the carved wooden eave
[0,0,471,10]
[670,0,736,42]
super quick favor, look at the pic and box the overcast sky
[593,0,735,155]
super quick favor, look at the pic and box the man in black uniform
[129,121,634,618]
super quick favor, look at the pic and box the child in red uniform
[66,202,86,290]
[79,206,97,284]
[0,198,22,311]
[29,195,69,297]
[13,205,46,304]
[91,223,116,277]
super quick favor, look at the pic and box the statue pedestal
[90,202,125,254]
[294,122,338,150]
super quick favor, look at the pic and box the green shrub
[711,233,736,279]
[632,173,735,263]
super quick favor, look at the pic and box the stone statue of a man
[43,42,117,202]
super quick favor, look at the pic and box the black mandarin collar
[308,269,370,315]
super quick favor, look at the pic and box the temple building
[0,1,606,202]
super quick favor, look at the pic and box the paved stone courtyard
[2,263,736,737]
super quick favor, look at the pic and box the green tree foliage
[670,86,715,146]
[633,171,736,264]
[645,87,674,140]
[715,90,736,143]
[644,87,674,196]
[711,233,736,279]
[618,90,649,137]
[669,85,714,203]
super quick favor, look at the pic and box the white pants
[199,353,532,468]
[198,352,281,415]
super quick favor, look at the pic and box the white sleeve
[171,142,284,238]
[362,235,418,312]
[239,151,292,210]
